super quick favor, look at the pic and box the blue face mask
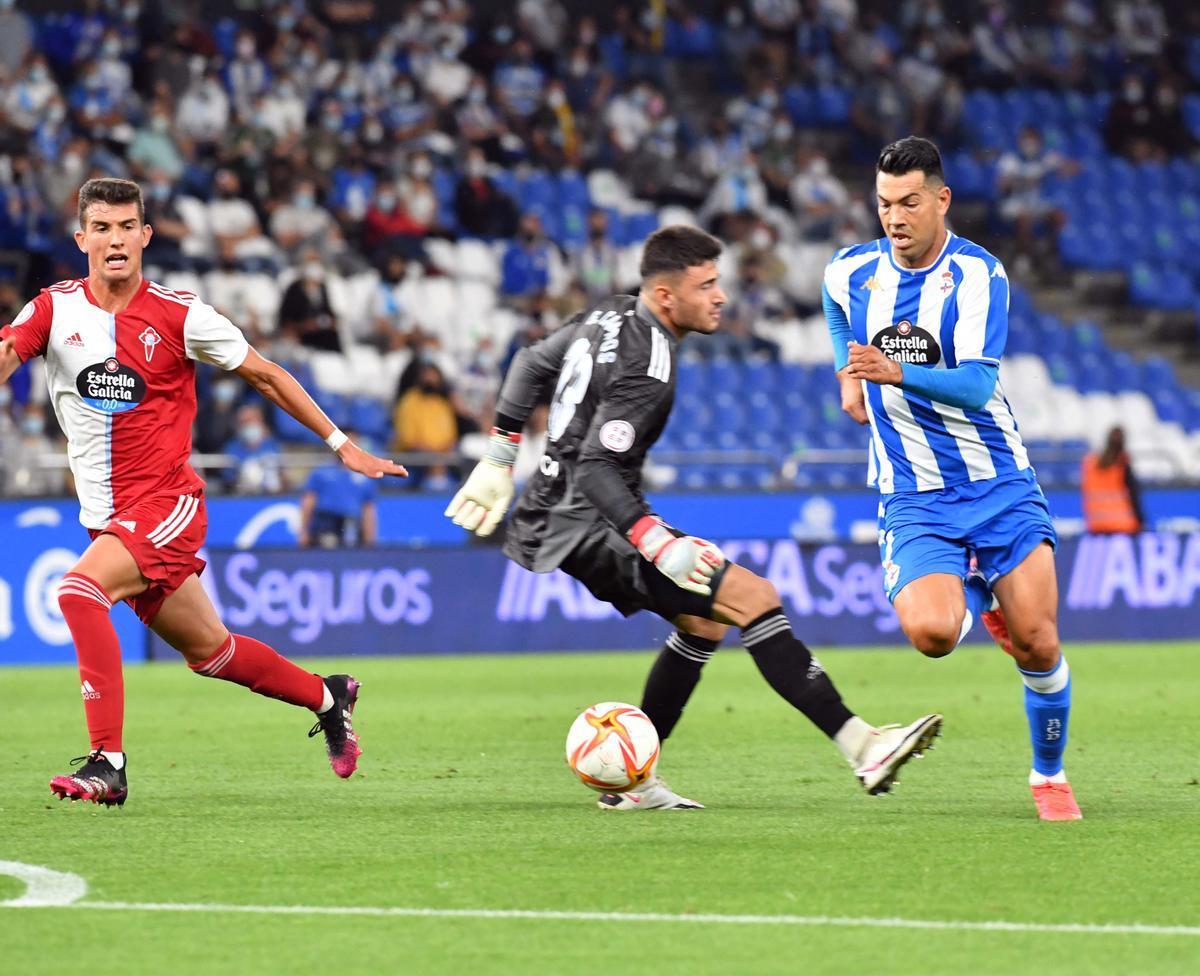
[239,424,266,445]
[21,416,44,436]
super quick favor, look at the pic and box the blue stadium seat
[1185,95,1200,139]
[273,408,315,444]
[784,85,817,125]
[676,364,705,397]
[742,358,779,391]
[348,397,392,442]
[708,358,742,390]
[814,85,851,124]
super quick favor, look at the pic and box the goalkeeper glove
[627,515,726,596]
[445,427,520,537]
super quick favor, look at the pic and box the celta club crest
[139,326,161,363]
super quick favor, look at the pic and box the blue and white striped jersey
[823,233,1030,494]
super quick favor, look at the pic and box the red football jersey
[1,278,249,528]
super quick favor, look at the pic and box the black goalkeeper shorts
[559,523,728,622]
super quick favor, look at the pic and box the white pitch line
[22,901,1193,937]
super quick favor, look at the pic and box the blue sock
[1018,657,1071,777]
[958,574,992,646]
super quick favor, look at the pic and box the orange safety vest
[1081,455,1140,534]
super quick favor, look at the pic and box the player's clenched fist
[444,427,520,537]
[845,340,903,386]
[628,515,726,595]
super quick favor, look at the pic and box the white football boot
[854,714,943,795]
[597,775,704,811]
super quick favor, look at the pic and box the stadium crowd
[0,0,1195,494]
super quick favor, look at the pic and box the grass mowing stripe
[10,902,1197,937]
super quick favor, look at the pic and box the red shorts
[90,488,208,625]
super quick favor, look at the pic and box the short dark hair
[78,178,144,228]
[640,225,723,280]
[876,136,944,185]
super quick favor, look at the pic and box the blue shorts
[877,471,1057,602]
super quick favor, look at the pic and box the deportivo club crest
[139,326,162,363]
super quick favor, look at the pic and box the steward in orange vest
[1081,426,1143,534]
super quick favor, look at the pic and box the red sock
[58,572,124,752]
[189,633,324,710]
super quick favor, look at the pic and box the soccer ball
[565,702,660,792]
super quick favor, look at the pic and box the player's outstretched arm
[233,347,407,480]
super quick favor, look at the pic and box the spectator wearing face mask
[94,28,132,101]
[417,39,472,106]
[570,209,619,302]
[392,361,459,490]
[207,168,278,267]
[528,79,579,170]
[500,213,553,304]
[698,152,768,230]
[363,180,427,261]
[399,153,441,235]
[270,178,337,260]
[387,77,435,148]
[299,430,380,548]
[454,148,518,239]
[5,56,57,131]
[279,249,342,351]
[141,171,191,271]
[6,402,66,496]
[128,104,185,180]
[225,30,271,117]
[758,111,798,205]
[996,125,1078,272]
[68,59,123,136]
[0,0,34,76]
[195,375,243,461]
[222,403,285,494]
[455,76,504,152]
[494,38,545,123]
[789,151,851,242]
[0,382,17,490]
[367,253,415,351]
[176,69,231,149]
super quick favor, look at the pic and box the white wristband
[325,428,348,452]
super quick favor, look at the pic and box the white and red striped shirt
[1,277,249,528]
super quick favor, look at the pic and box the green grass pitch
[2,642,1197,975]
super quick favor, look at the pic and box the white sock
[834,716,874,764]
[316,683,334,714]
[102,750,125,771]
[957,610,974,646]
[1029,769,1068,786]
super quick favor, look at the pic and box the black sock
[741,608,853,738]
[640,632,719,740]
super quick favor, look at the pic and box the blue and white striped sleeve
[950,254,1008,364]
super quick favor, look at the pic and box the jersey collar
[82,275,150,314]
[885,231,956,277]
[634,297,679,344]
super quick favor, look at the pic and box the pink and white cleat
[50,750,128,807]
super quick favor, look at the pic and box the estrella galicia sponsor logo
[75,358,146,413]
[872,319,942,366]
